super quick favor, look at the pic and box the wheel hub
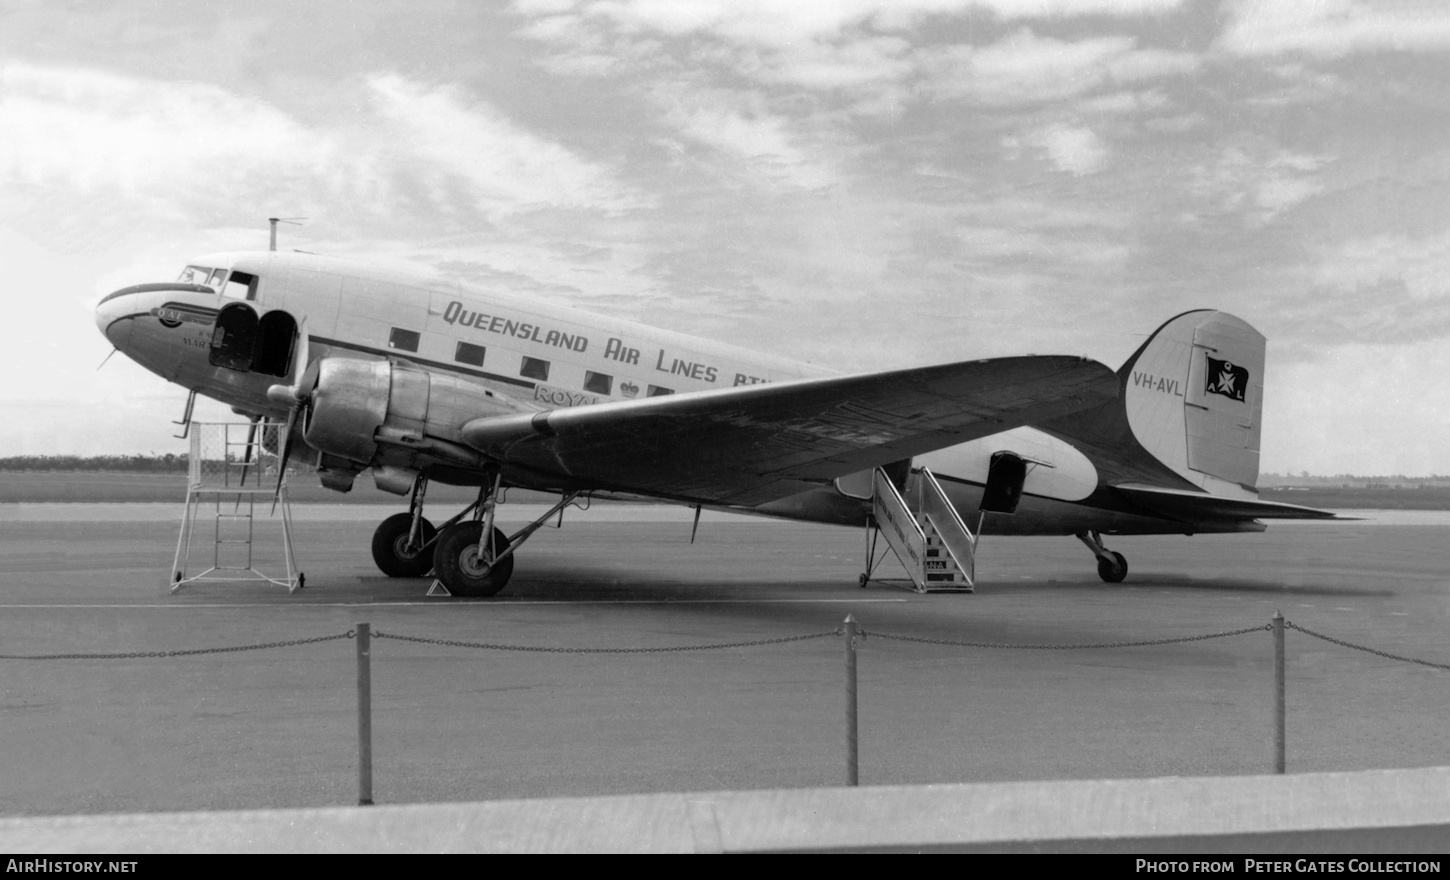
[458,544,494,578]
[393,535,422,560]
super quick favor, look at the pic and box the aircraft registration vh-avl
[93,249,1335,597]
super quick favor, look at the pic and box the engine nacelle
[303,357,525,467]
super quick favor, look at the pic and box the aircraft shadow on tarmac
[1105,573,1395,598]
[369,568,861,602]
[296,563,1394,604]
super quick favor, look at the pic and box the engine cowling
[302,357,526,467]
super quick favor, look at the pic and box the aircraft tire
[433,521,514,597]
[371,513,437,577]
[1097,551,1128,583]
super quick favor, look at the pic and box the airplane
[93,249,1336,597]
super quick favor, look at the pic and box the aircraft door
[209,304,299,377]
[253,310,298,378]
[210,302,258,371]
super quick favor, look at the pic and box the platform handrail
[919,467,977,587]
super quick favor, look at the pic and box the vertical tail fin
[1119,310,1265,492]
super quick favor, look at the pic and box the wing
[461,356,1118,506]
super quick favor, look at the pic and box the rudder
[1119,310,1265,492]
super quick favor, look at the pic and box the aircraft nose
[95,288,136,348]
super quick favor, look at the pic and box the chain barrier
[373,628,842,654]
[2,620,1445,670]
[1285,621,1450,671]
[0,630,355,661]
[861,623,1271,650]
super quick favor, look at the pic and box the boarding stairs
[171,421,302,594]
[868,467,979,592]
[863,453,1030,593]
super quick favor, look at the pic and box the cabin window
[455,341,486,367]
[647,385,674,396]
[583,371,612,395]
[520,356,550,381]
[223,271,259,301]
[388,328,420,353]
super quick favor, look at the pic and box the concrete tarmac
[1,504,1447,818]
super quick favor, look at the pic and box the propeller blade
[292,321,309,386]
[272,404,299,514]
[237,415,261,489]
[271,323,314,514]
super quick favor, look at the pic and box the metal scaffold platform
[171,421,302,593]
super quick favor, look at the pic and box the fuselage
[93,250,1233,537]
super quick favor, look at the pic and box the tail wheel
[370,512,437,577]
[433,521,515,597]
[1097,551,1128,583]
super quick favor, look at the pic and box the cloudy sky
[3,0,1448,476]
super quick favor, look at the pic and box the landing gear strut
[1077,530,1128,583]
[370,475,436,577]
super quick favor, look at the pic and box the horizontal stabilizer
[462,355,1119,506]
[1114,484,1339,522]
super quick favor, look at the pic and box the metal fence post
[844,614,859,787]
[357,622,374,805]
[1272,611,1285,775]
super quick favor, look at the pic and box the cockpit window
[177,266,257,299]
[223,271,259,300]
[177,265,218,287]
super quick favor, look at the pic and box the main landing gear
[370,472,582,598]
[1077,530,1128,583]
[370,476,437,577]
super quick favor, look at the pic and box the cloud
[0,62,647,256]
[1219,0,1450,57]
[663,99,837,190]
[1307,232,1450,305]
[1186,146,1331,227]
[751,35,915,91]
[1270,339,1450,474]
[1010,123,1112,175]
[515,2,1197,113]
[1078,89,1171,115]
[1142,112,1203,132]
[918,29,1196,106]
[0,62,334,203]
[1255,176,1324,215]
[364,74,646,216]
[518,0,1186,50]
[971,0,1183,16]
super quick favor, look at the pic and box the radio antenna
[268,217,307,251]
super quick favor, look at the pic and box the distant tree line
[1260,471,1450,487]
[0,454,191,473]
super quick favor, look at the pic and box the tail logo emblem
[1205,356,1248,402]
